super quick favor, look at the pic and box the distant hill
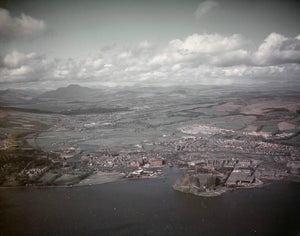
[38,84,99,100]
[0,89,39,105]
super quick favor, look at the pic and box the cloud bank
[0,8,46,36]
[0,32,299,88]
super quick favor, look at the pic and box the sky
[0,0,299,89]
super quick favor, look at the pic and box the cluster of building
[156,135,300,165]
[48,129,300,185]
[126,168,163,178]
[175,155,300,190]
[183,157,260,187]
[76,151,165,170]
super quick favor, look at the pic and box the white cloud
[170,33,245,54]
[3,51,37,68]
[0,8,46,36]
[211,49,251,67]
[194,1,219,20]
[10,65,32,76]
[254,32,300,65]
[149,33,250,68]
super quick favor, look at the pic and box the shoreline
[0,171,166,189]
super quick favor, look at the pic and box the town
[0,86,299,196]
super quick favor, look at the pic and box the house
[149,159,165,166]
[188,160,205,167]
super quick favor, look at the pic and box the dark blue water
[0,167,299,236]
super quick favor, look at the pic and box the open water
[0,167,299,236]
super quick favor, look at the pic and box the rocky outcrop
[173,173,202,195]
[173,173,227,197]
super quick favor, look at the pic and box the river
[0,167,299,236]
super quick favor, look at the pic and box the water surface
[0,167,299,236]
